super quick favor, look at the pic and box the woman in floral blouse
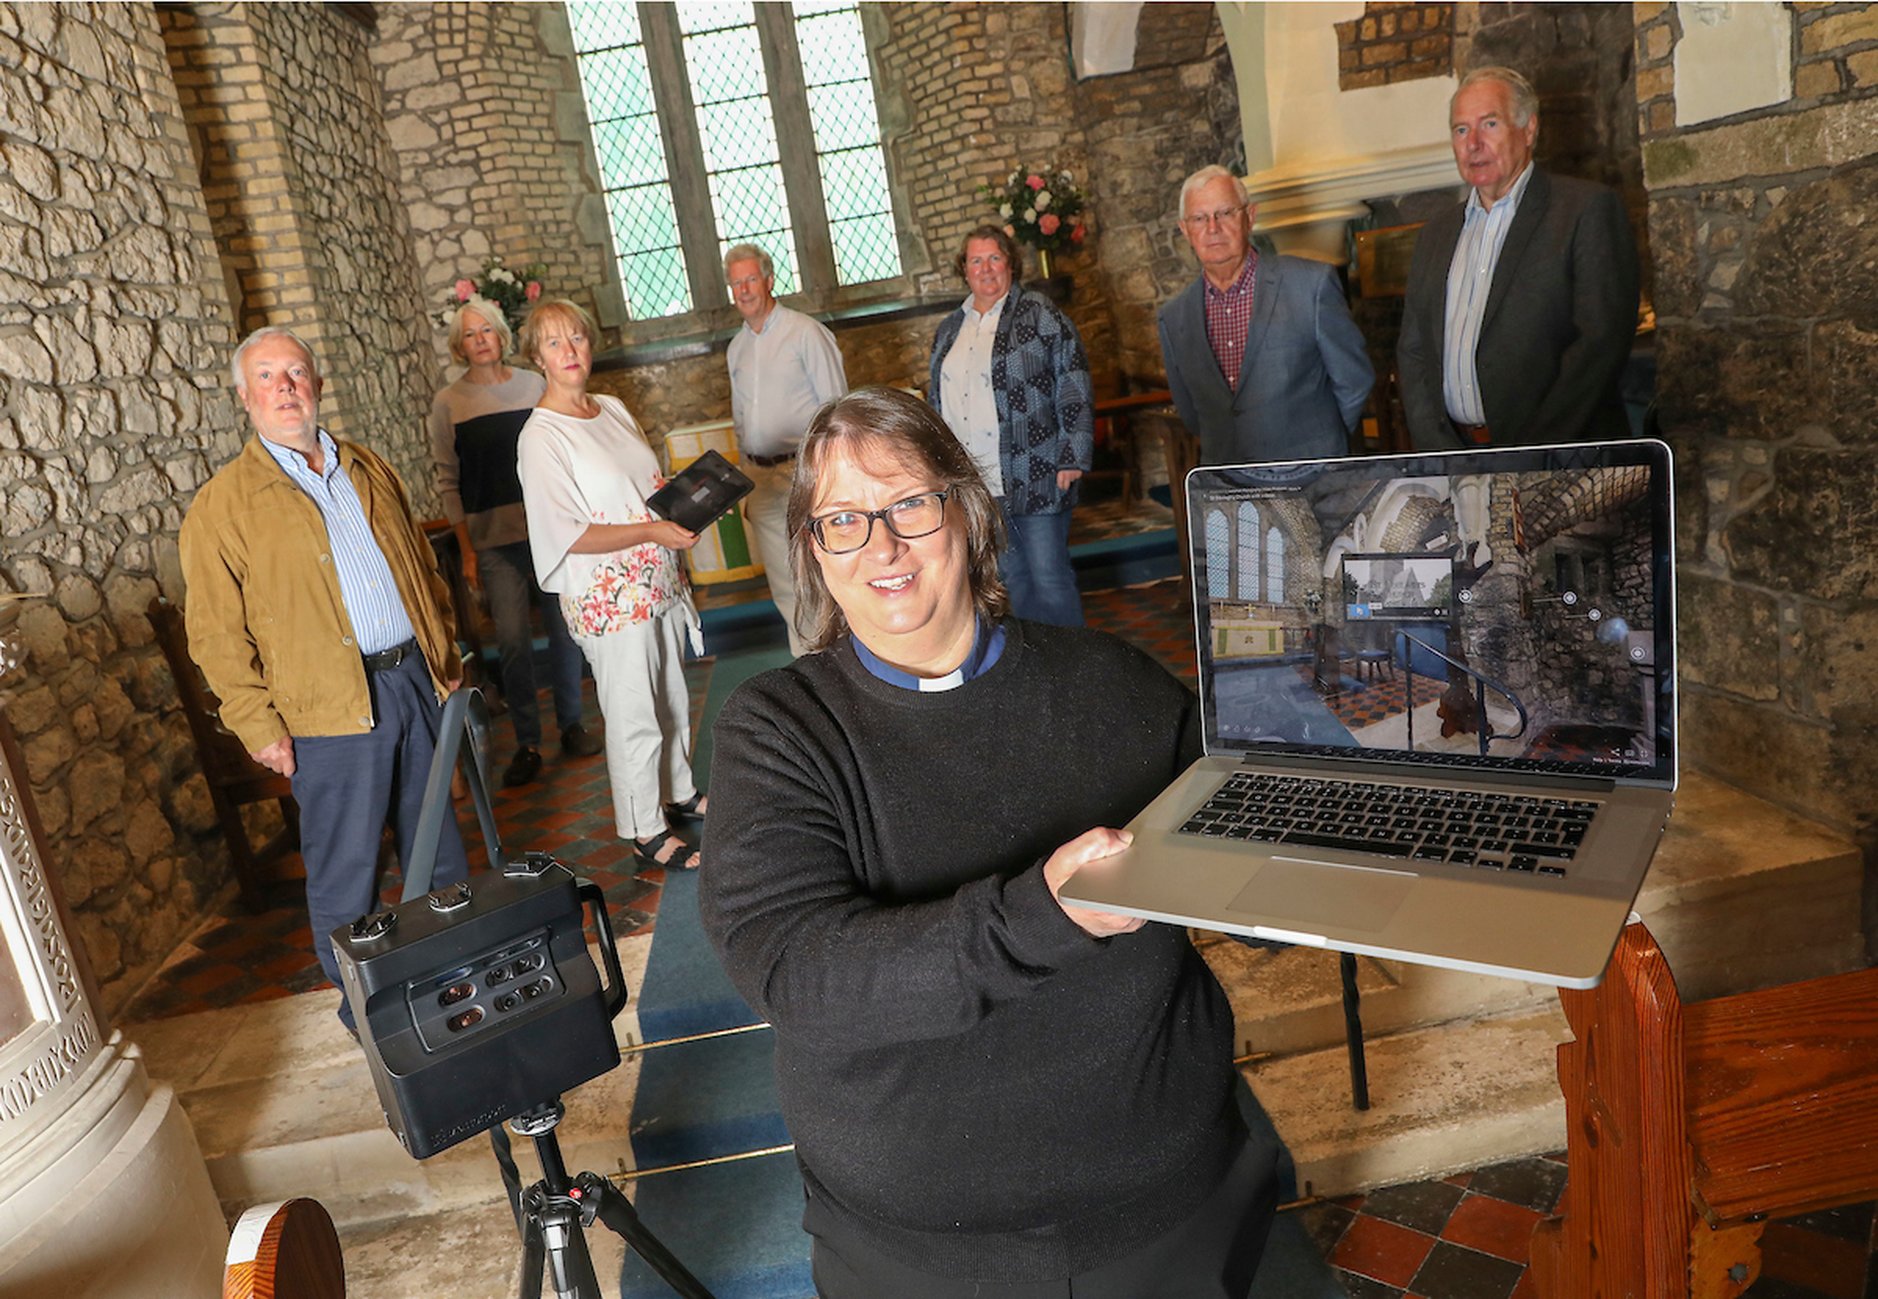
[517,299,706,871]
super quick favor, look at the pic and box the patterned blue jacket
[928,281,1094,516]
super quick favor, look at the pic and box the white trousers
[574,611,699,842]
[744,456,805,657]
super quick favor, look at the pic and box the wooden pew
[1530,920,1878,1298]
[148,596,300,912]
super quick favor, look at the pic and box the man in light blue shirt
[180,327,468,1035]
[1398,66,1639,448]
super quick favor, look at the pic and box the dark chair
[148,596,300,913]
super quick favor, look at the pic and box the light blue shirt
[261,429,419,655]
[1441,161,1537,426]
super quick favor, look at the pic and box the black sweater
[699,621,1250,1279]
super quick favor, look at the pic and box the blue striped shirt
[261,430,419,655]
[1441,162,1537,426]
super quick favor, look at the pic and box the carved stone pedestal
[0,599,228,1295]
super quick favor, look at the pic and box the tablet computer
[647,449,755,534]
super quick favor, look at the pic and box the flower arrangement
[437,254,546,331]
[980,165,1087,255]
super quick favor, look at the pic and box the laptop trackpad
[1227,861,1414,933]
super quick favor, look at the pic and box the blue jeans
[998,503,1083,627]
[290,652,469,1030]
[478,540,585,749]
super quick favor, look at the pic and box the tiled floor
[120,524,1878,1296]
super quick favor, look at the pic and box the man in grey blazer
[1397,66,1639,449]
[1158,165,1373,465]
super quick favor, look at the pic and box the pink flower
[525,281,542,302]
[1026,174,1045,190]
[1039,213,1061,236]
[454,278,475,301]
[1071,222,1086,244]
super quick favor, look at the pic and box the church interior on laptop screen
[1198,463,1660,771]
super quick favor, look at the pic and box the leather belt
[746,450,797,468]
[361,639,421,672]
[1450,420,1492,445]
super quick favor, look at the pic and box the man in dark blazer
[1158,165,1373,464]
[1397,66,1639,449]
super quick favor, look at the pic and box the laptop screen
[1187,441,1675,784]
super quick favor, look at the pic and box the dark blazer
[1157,253,1374,465]
[1397,168,1640,449]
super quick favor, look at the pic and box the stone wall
[370,2,618,367]
[1336,2,1456,92]
[160,2,442,507]
[0,1,243,1011]
[1634,1,1878,855]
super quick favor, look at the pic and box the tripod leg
[576,1172,718,1299]
[537,1199,603,1299]
[518,1203,546,1299]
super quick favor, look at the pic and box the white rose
[1000,203,1013,220]
[1035,190,1052,210]
[1022,209,1035,224]
[1059,171,1073,184]
[1008,170,1021,186]
[492,267,516,284]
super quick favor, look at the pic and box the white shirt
[1442,161,1537,426]
[726,303,848,458]
[938,293,1006,496]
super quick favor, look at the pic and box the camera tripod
[508,1100,716,1299]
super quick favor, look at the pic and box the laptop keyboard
[1178,772,1598,878]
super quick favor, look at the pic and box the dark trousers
[478,540,585,749]
[290,651,469,1027]
[806,1133,1280,1299]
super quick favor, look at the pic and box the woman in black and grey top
[430,297,601,786]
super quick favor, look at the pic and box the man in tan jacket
[180,326,467,1033]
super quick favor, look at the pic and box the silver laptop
[1061,440,1677,987]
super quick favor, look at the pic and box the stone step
[1199,770,1863,1061]
[1247,1002,1572,1198]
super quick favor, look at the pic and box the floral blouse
[516,395,698,639]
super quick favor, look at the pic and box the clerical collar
[851,618,1006,692]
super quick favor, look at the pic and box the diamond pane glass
[565,1,640,51]
[796,10,867,87]
[818,148,889,221]
[606,185,682,256]
[676,2,753,35]
[620,249,692,320]
[592,115,667,188]
[696,97,778,171]
[711,164,788,236]
[804,82,876,152]
[791,0,848,16]
[683,26,765,105]
[829,215,901,284]
[578,45,654,121]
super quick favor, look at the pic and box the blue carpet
[625,639,813,1296]
[618,1151,814,1299]
[635,871,762,1042]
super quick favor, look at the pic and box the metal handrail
[1395,630,1529,757]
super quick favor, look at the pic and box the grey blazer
[1157,253,1374,465]
[1397,168,1639,449]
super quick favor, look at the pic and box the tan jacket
[179,433,462,754]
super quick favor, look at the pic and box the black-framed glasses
[808,488,953,554]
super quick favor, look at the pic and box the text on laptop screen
[1189,443,1675,780]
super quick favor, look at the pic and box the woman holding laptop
[699,387,1283,1296]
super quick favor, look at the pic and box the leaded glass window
[568,1,900,323]
[1206,509,1230,602]
[1265,526,1285,604]
[1236,503,1262,602]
